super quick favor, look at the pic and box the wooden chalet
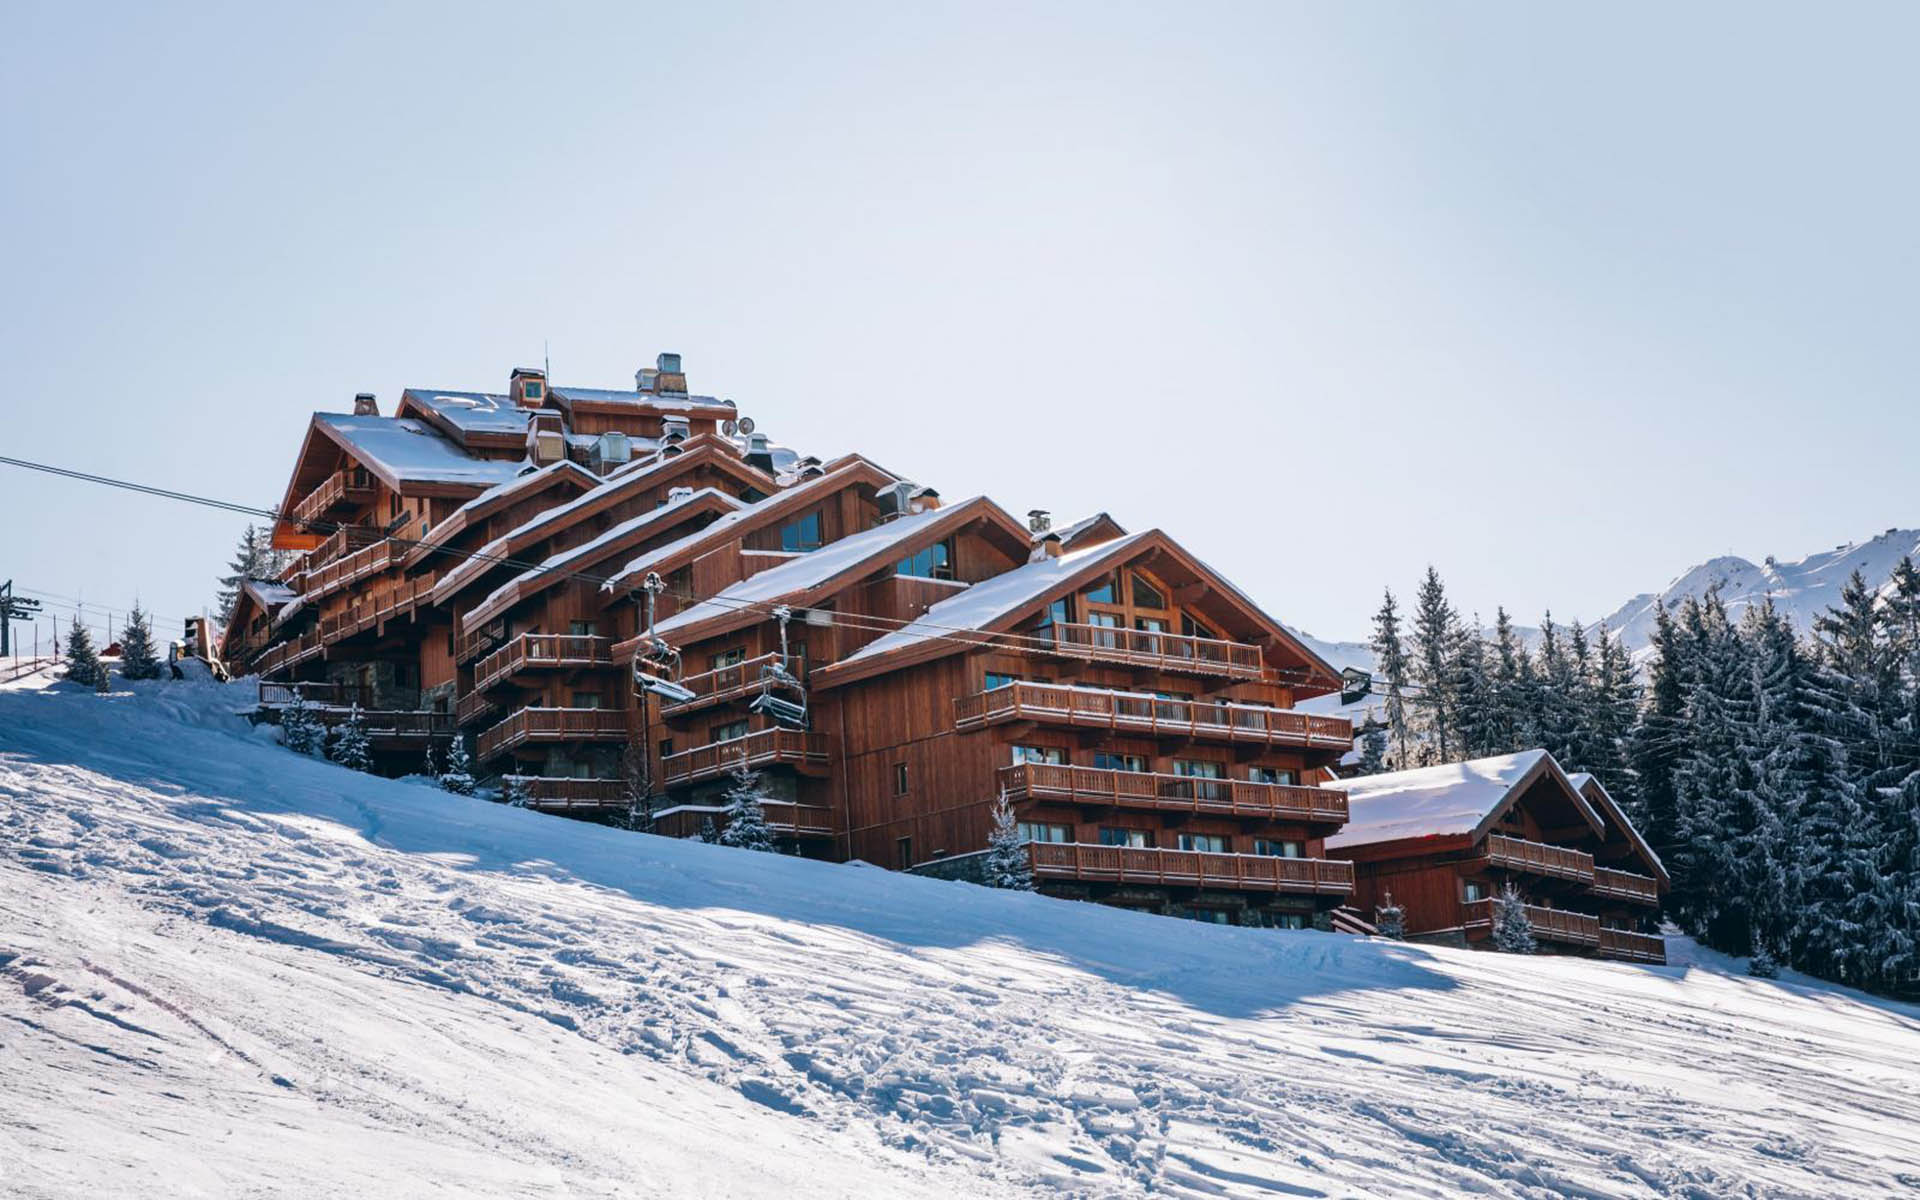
[1324,750,1668,963]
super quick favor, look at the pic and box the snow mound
[3,675,1919,1197]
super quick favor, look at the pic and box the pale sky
[3,1,1914,650]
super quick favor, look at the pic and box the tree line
[1362,563,1920,992]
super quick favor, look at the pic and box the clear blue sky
[3,1,1914,650]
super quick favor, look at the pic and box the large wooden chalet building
[221,356,1643,945]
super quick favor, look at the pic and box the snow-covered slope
[5,676,1920,1197]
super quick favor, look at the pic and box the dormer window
[780,511,824,553]
[523,380,544,401]
[896,539,952,580]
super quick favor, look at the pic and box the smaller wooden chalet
[1325,750,1668,963]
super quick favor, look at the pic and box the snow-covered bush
[1491,883,1535,954]
[281,690,321,756]
[717,759,775,852]
[1749,945,1780,979]
[503,776,533,808]
[1374,893,1406,940]
[439,735,476,796]
[327,704,372,772]
[983,789,1033,890]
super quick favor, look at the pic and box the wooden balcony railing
[955,682,1351,749]
[258,680,372,709]
[455,687,500,728]
[660,652,803,717]
[999,763,1348,826]
[301,537,402,602]
[455,624,507,665]
[660,728,830,787]
[251,631,324,678]
[1039,621,1265,680]
[1590,866,1662,906]
[291,468,376,528]
[1027,843,1354,896]
[317,572,439,647]
[1478,834,1595,883]
[305,524,385,570]
[648,799,836,840]
[1597,928,1668,964]
[1462,898,1601,947]
[474,634,614,693]
[504,776,628,811]
[476,706,630,761]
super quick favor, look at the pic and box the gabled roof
[598,457,901,594]
[312,414,528,491]
[459,487,746,632]
[548,386,736,417]
[1046,512,1127,550]
[1566,771,1671,888]
[396,389,532,442]
[405,460,599,571]
[651,497,1028,643]
[815,527,1341,693]
[1324,749,1605,851]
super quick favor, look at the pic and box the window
[1017,822,1072,844]
[896,837,914,869]
[1253,839,1303,858]
[779,511,824,553]
[1099,827,1151,847]
[667,566,693,600]
[657,738,674,760]
[710,647,746,671]
[893,763,910,795]
[984,672,1022,691]
[895,540,953,580]
[1092,751,1147,773]
[1188,908,1231,925]
[571,691,603,709]
[1464,881,1487,903]
[569,620,597,637]
[711,719,749,744]
[1088,611,1120,648]
[1134,616,1167,633]
[1181,614,1216,640]
[1178,833,1229,853]
[523,380,544,401]
[1044,597,1071,627]
[1172,759,1225,779]
[1248,766,1298,786]
[1011,745,1066,766]
[1130,573,1165,610]
[1083,575,1116,605]
[1271,912,1308,930]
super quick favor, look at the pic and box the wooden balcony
[306,524,385,570]
[1590,866,1662,906]
[999,763,1348,826]
[301,537,402,603]
[1477,834,1595,883]
[475,634,613,693]
[476,706,629,761]
[660,728,830,787]
[1597,928,1668,965]
[258,680,372,709]
[649,799,836,840]
[1027,843,1354,896]
[309,706,454,745]
[317,573,439,647]
[455,687,500,728]
[955,682,1350,750]
[291,468,376,529]
[505,776,628,812]
[660,652,800,718]
[252,631,324,678]
[1039,621,1265,680]
[1462,898,1601,947]
[455,624,506,665]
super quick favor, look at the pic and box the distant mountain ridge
[1292,525,1920,680]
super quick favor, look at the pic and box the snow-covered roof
[1565,771,1668,879]
[550,386,733,414]
[242,579,299,609]
[834,532,1156,667]
[1325,750,1557,850]
[443,460,594,525]
[315,415,528,489]
[399,389,530,436]
[654,505,966,637]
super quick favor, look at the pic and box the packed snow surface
[4,677,1920,1197]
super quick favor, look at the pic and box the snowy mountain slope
[5,676,1920,1197]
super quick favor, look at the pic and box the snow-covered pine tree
[1628,603,1689,860]
[1487,607,1528,754]
[1374,891,1406,940]
[1370,589,1413,769]
[1409,567,1461,763]
[280,689,321,755]
[717,759,775,852]
[1451,614,1494,759]
[118,602,163,680]
[1586,626,1638,799]
[983,788,1034,890]
[1531,613,1579,765]
[422,737,439,780]
[1353,716,1388,776]
[698,817,719,844]
[63,618,103,688]
[1669,592,1761,945]
[1560,620,1602,773]
[1748,945,1781,979]
[503,776,533,808]
[439,734,476,795]
[620,739,653,830]
[1491,883,1536,954]
[327,703,372,772]
[216,524,276,625]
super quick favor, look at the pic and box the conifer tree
[421,738,439,780]
[327,703,372,772]
[1374,891,1406,940]
[118,602,163,681]
[1491,883,1536,954]
[439,734,476,795]
[503,776,533,808]
[64,618,103,688]
[1629,603,1688,858]
[280,689,320,755]
[1353,716,1388,776]
[717,759,775,852]
[983,789,1034,890]
[216,524,276,625]
[1532,613,1579,764]
[1487,608,1528,753]
[1370,589,1412,769]
[1451,614,1494,758]
[1587,626,1638,796]
[1409,567,1461,763]
[699,817,719,844]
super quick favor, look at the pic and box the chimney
[590,431,632,474]
[744,432,775,473]
[1029,532,1063,562]
[1027,509,1051,534]
[876,480,939,522]
[662,415,691,444]
[353,393,379,416]
[510,367,547,409]
[635,367,659,393]
[654,352,687,395]
[526,411,565,466]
